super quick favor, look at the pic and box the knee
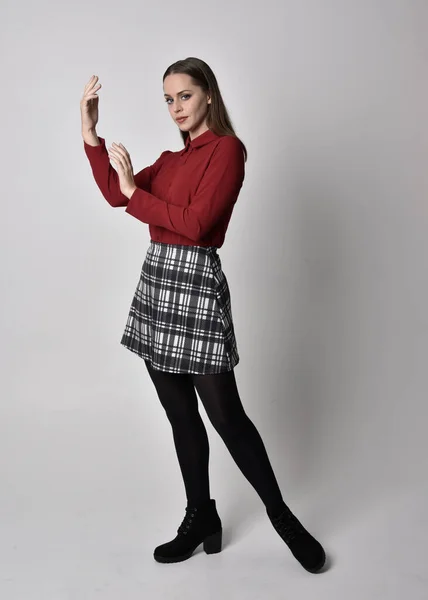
[163,407,203,430]
[208,409,250,440]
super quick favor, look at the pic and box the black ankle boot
[267,504,326,573]
[153,499,222,563]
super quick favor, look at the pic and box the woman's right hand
[80,75,102,131]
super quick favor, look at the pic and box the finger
[110,145,131,167]
[111,147,131,170]
[118,145,132,167]
[109,145,122,156]
[83,88,100,102]
[86,83,101,96]
[115,143,131,162]
[85,78,101,95]
[84,75,97,91]
[108,148,121,160]
[118,143,130,156]
[108,150,125,169]
[112,143,126,156]
[109,155,122,172]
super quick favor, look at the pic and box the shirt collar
[179,129,220,155]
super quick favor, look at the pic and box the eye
[165,94,191,104]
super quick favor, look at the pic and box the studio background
[1,0,427,598]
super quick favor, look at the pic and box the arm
[124,136,245,241]
[84,136,170,207]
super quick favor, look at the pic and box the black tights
[144,360,285,515]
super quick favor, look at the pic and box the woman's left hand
[107,142,138,199]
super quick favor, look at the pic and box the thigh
[191,369,247,431]
[144,360,199,422]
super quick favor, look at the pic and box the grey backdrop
[1,0,427,598]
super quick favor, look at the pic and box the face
[163,73,211,140]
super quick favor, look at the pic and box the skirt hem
[120,340,239,375]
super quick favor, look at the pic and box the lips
[176,117,188,123]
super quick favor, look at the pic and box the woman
[80,57,326,573]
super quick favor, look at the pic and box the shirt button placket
[182,146,192,164]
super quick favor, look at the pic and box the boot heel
[203,529,222,554]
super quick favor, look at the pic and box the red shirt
[83,128,246,248]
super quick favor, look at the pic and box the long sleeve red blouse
[83,128,246,248]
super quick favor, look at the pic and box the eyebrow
[163,89,193,97]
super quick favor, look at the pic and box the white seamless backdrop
[1,0,427,598]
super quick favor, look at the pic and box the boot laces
[272,508,305,543]
[177,507,198,536]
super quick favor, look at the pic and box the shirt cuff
[83,136,106,155]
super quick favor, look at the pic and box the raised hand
[80,75,102,132]
[107,142,138,199]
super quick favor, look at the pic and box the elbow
[194,225,207,242]
[105,194,129,208]
[180,210,203,241]
[191,225,202,242]
[99,179,129,207]
[187,214,221,242]
[188,220,205,242]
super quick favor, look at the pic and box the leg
[191,368,285,516]
[144,360,211,506]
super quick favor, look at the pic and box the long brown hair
[163,57,248,162]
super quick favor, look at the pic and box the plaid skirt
[120,241,240,374]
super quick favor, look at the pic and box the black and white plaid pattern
[120,241,239,374]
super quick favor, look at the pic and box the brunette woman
[81,57,326,573]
